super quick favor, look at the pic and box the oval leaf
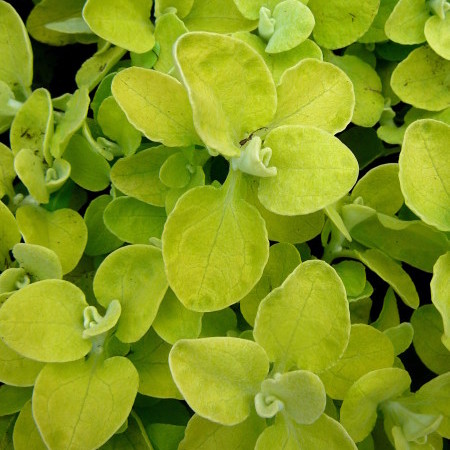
[431,252,450,350]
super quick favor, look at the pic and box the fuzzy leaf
[431,252,450,350]
[425,15,450,60]
[13,401,47,450]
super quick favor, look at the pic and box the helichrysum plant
[0,0,449,449]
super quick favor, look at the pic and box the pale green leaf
[340,368,411,442]
[82,300,121,339]
[258,126,359,215]
[333,260,367,298]
[16,205,87,274]
[93,244,168,343]
[169,337,269,425]
[372,288,400,331]
[431,252,450,350]
[358,0,398,43]
[155,0,194,18]
[0,143,14,199]
[254,260,350,373]
[84,195,123,257]
[103,196,167,244]
[153,288,203,344]
[233,0,281,20]
[383,322,414,355]
[241,242,301,326]
[162,171,269,312]
[83,0,154,53]
[179,413,265,450]
[399,119,450,231]
[0,386,32,416]
[13,401,47,450]
[308,0,380,49]
[112,67,200,147]
[159,152,191,188]
[391,46,450,111]
[271,59,354,134]
[0,280,91,362]
[175,32,276,157]
[0,0,33,94]
[0,201,20,271]
[425,15,450,60]
[411,304,450,374]
[33,356,138,450]
[320,324,395,400]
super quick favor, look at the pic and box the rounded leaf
[13,401,47,450]
[425,15,450,60]
[431,252,450,350]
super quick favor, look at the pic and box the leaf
[0,280,91,362]
[241,242,301,326]
[83,195,123,257]
[175,31,276,157]
[33,356,139,450]
[358,0,398,43]
[155,0,194,17]
[162,171,269,312]
[83,0,154,52]
[179,413,265,450]
[431,252,450,350]
[128,328,182,399]
[391,46,450,111]
[159,152,191,188]
[16,204,88,274]
[340,368,411,442]
[425,15,450,60]
[0,0,32,94]
[308,0,380,49]
[254,260,350,373]
[153,288,203,344]
[0,143,14,199]
[411,305,450,374]
[200,308,237,337]
[0,201,20,271]
[332,260,367,298]
[103,196,167,244]
[372,288,400,331]
[93,244,168,343]
[271,59,354,134]
[399,119,450,231]
[319,324,395,400]
[258,126,359,215]
[12,401,47,450]
[169,337,269,425]
[0,386,32,417]
[383,322,414,355]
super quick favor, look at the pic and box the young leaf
[169,337,270,425]
[162,171,269,312]
[399,119,450,231]
[83,0,154,53]
[258,126,359,215]
[33,356,139,450]
[424,15,450,60]
[112,67,200,148]
[254,260,350,373]
[93,244,168,343]
[431,252,450,350]
[383,322,414,355]
[372,288,400,331]
[13,401,47,450]
[175,31,276,157]
[0,280,91,362]
[0,201,20,271]
[271,59,354,134]
[16,204,88,274]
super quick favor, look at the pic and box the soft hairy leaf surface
[425,15,450,60]
[175,32,276,157]
[358,0,398,43]
[254,260,350,373]
[0,385,33,416]
[431,252,450,350]
[0,143,14,199]
[383,322,414,355]
[332,260,367,298]
[0,202,20,271]
[0,280,90,362]
[169,337,269,425]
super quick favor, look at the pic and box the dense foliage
[0,0,449,449]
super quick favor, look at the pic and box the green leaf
[308,0,380,49]
[319,324,395,400]
[183,0,257,33]
[383,322,414,355]
[340,368,411,442]
[153,288,203,344]
[200,308,237,337]
[159,152,191,188]
[0,280,91,362]
[254,260,350,373]
[103,196,166,244]
[33,356,138,450]
[431,252,450,350]
[258,126,359,215]
[12,243,63,281]
[169,337,269,425]
[91,72,115,119]
[84,195,123,257]
[399,119,450,231]
[162,171,269,312]
[175,32,276,157]
[271,59,354,134]
[0,201,20,271]
[179,413,265,450]
[351,163,403,215]
[13,401,46,450]
[93,244,168,343]
[425,15,450,60]
[372,288,400,331]
[391,46,450,111]
[333,260,367,298]
[97,96,142,157]
[358,0,398,43]
[0,386,32,417]
[0,143,15,199]
[355,248,419,309]
[241,242,301,326]
[16,204,88,274]
[82,300,121,339]
[83,0,154,52]
[0,0,32,94]
[411,304,450,374]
